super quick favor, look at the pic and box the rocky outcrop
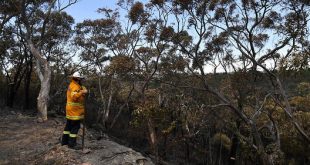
[0,110,153,165]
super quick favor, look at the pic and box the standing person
[61,72,88,149]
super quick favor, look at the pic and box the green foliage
[160,56,188,72]
[133,89,161,119]
[172,30,192,47]
[150,0,165,7]
[107,55,136,75]
[174,0,193,10]
[129,2,145,24]
[144,24,157,42]
[212,133,232,150]
[159,26,175,41]
[0,0,25,17]
[161,121,176,135]
[281,135,310,157]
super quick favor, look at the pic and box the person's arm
[71,86,87,101]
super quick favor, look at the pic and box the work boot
[68,137,78,149]
[68,144,83,150]
[61,134,69,146]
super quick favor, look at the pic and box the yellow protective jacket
[66,79,86,120]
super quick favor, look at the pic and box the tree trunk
[5,55,25,108]
[23,54,33,110]
[251,122,273,165]
[97,75,113,129]
[6,76,25,108]
[259,152,273,165]
[97,76,104,124]
[229,135,239,165]
[147,118,159,163]
[36,64,51,121]
[103,80,113,129]
[6,83,14,107]
[36,61,51,121]
[185,140,190,164]
[28,40,51,122]
[109,83,134,130]
[229,121,241,165]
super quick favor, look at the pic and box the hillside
[0,108,153,165]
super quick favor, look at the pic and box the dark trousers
[62,119,81,147]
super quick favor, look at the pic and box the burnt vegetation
[1,0,310,164]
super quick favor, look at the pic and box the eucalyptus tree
[0,25,27,107]
[183,0,310,164]
[112,0,235,163]
[0,0,76,121]
[74,7,137,129]
[138,0,310,164]
[1,1,32,108]
[0,0,20,35]
[21,0,76,121]
[209,0,310,141]
[73,0,308,164]
[120,1,184,161]
[0,1,22,107]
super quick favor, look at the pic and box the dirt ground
[0,109,153,165]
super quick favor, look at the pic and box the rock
[81,162,92,165]
[82,148,92,154]
[37,118,44,123]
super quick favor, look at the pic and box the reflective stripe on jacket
[66,79,86,120]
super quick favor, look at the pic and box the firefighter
[61,72,88,149]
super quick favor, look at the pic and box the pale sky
[64,0,118,23]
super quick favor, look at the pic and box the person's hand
[82,89,88,94]
[81,86,88,94]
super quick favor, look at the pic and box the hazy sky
[64,0,118,23]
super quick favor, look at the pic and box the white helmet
[71,72,84,79]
